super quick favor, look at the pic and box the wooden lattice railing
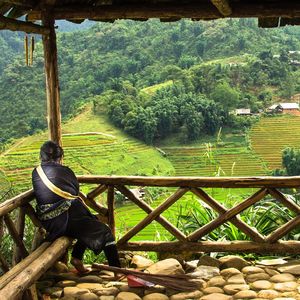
[77,175,300,254]
[1,175,300,281]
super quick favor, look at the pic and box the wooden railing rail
[78,175,300,255]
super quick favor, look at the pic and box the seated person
[32,141,120,273]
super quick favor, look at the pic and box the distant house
[235,108,252,116]
[267,102,300,115]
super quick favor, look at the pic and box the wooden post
[42,11,62,146]
[107,186,115,237]
[13,207,26,265]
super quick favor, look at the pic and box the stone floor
[37,255,300,300]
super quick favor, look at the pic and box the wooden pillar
[42,11,62,146]
[107,186,116,238]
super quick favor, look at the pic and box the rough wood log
[0,237,71,299]
[1,0,34,7]
[107,186,115,237]
[87,184,107,200]
[118,240,300,254]
[27,2,300,21]
[42,11,62,146]
[23,203,43,228]
[117,188,188,245]
[117,185,186,241]
[191,187,265,242]
[210,0,232,16]
[0,253,9,273]
[77,175,300,188]
[0,15,49,34]
[266,215,300,243]
[268,188,300,214]
[0,242,49,290]
[79,191,108,216]
[13,207,26,265]
[4,214,28,259]
[0,189,34,217]
[188,188,268,242]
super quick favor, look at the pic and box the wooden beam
[0,237,71,299]
[107,186,115,237]
[117,188,188,245]
[2,0,34,7]
[0,15,49,35]
[0,189,34,217]
[42,11,62,146]
[78,175,300,189]
[12,207,26,265]
[118,240,300,254]
[210,0,232,16]
[117,185,186,241]
[27,2,300,21]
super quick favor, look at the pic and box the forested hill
[1,19,300,144]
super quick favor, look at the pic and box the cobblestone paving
[37,256,300,300]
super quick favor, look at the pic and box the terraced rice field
[250,115,300,170]
[161,144,267,177]
[0,108,174,193]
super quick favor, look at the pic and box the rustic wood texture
[117,188,188,245]
[4,214,28,259]
[77,175,300,188]
[0,243,50,290]
[266,215,300,243]
[268,188,300,214]
[117,185,186,241]
[0,189,34,217]
[191,187,265,242]
[79,191,108,216]
[211,0,232,16]
[0,253,9,273]
[118,240,300,254]
[0,236,71,299]
[87,184,107,200]
[42,12,62,146]
[24,203,43,228]
[13,207,26,265]
[27,2,300,22]
[107,186,115,237]
[0,14,49,34]
[188,188,268,241]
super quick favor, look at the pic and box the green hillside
[0,106,174,194]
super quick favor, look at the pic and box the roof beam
[0,14,50,34]
[27,2,300,21]
[210,0,232,16]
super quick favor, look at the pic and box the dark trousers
[72,240,121,267]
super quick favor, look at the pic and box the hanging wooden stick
[30,36,34,66]
[24,34,29,66]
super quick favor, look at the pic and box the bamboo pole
[188,188,268,242]
[0,237,71,299]
[107,186,115,237]
[211,0,232,16]
[42,11,62,146]
[117,185,186,241]
[4,214,28,259]
[191,187,265,242]
[77,175,300,188]
[118,240,300,254]
[13,207,26,265]
[0,189,34,217]
[117,188,188,245]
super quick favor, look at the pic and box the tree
[210,82,239,110]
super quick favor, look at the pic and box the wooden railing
[1,175,300,276]
[78,175,300,254]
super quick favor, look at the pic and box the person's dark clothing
[32,162,120,267]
